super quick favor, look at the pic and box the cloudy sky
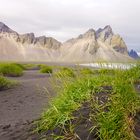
[0,0,140,50]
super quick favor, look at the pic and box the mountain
[0,22,17,33]
[60,25,131,62]
[0,22,133,62]
[128,49,139,59]
[0,22,61,61]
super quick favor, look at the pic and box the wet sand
[0,70,54,140]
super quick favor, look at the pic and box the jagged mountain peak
[96,25,113,40]
[84,28,95,34]
[84,28,95,36]
[17,33,61,48]
[129,49,139,59]
[0,22,7,29]
[0,22,5,27]
[0,22,16,33]
[104,25,112,31]
[86,28,95,33]
[97,25,113,33]
[78,28,96,39]
[22,32,35,36]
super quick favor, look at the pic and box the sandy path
[0,70,54,140]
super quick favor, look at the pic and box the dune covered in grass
[0,63,23,77]
[36,65,140,140]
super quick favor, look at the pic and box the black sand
[0,70,54,140]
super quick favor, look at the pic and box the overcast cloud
[0,0,140,50]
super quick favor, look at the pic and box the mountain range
[0,22,133,62]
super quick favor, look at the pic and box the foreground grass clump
[13,63,26,70]
[96,69,140,140]
[98,68,116,75]
[0,63,23,77]
[40,65,53,74]
[37,65,140,140]
[54,67,75,77]
[0,76,15,90]
[80,67,93,75]
[37,75,113,131]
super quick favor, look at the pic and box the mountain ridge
[0,22,133,62]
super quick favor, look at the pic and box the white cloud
[0,0,139,50]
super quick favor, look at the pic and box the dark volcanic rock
[128,49,139,59]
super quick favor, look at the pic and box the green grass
[98,68,116,75]
[0,76,16,90]
[80,67,93,75]
[54,67,75,78]
[0,63,23,77]
[94,68,140,140]
[40,65,53,74]
[13,63,26,70]
[79,67,116,76]
[20,63,40,70]
[36,73,113,132]
[37,65,140,140]
[12,63,41,70]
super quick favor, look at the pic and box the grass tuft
[0,63,23,77]
[40,65,53,74]
[80,68,93,75]
[54,67,75,78]
[0,76,16,90]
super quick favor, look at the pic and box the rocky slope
[0,22,133,62]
